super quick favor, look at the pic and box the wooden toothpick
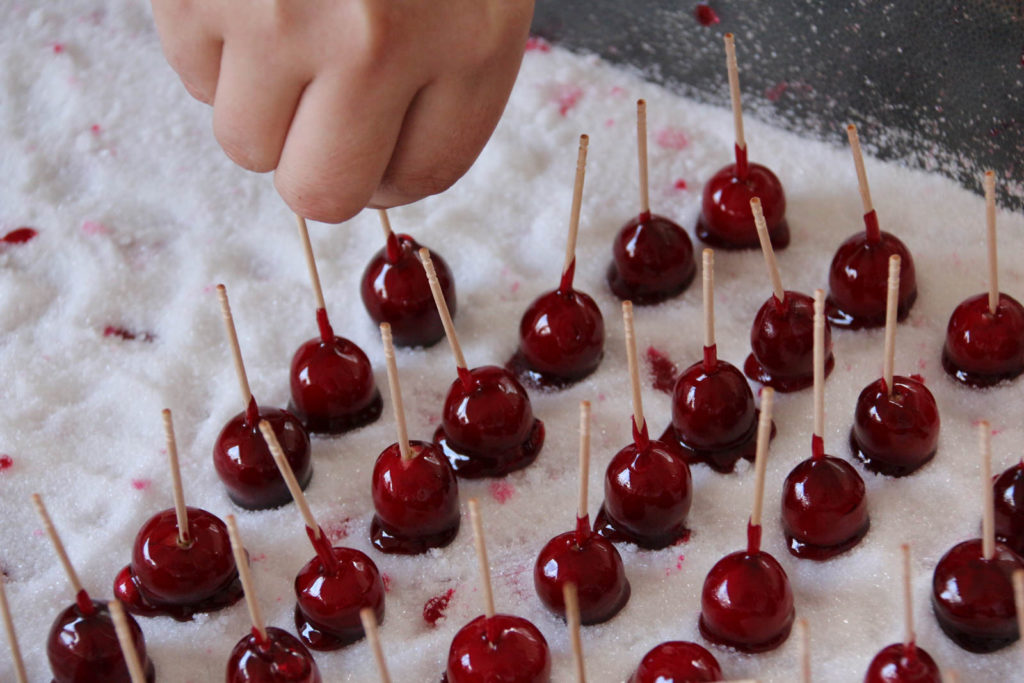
[31,493,85,598]
[622,301,645,433]
[797,618,811,683]
[980,421,995,561]
[985,170,999,314]
[846,124,874,216]
[225,515,268,643]
[468,499,495,619]
[378,209,394,241]
[1012,569,1024,662]
[578,401,591,521]
[419,248,466,370]
[295,214,327,312]
[564,135,589,278]
[751,198,785,303]
[380,323,412,461]
[564,583,586,683]
[360,607,393,683]
[901,543,915,650]
[162,409,191,547]
[0,576,27,683]
[750,388,774,528]
[724,33,745,150]
[813,290,826,443]
[636,101,650,215]
[883,255,901,395]
[259,421,321,538]
[109,600,147,683]
[216,285,253,410]
[703,249,716,349]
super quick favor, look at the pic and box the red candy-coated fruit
[629,641,723,683]
[113,507,242,620]
[931,539,1024,652]
[370,440,460,554]
[942,293,1024,387]
[433,366,545,478]
[696,148,789,250]
[745,291,835,392]
[294,534,386,650]
[213,400,312,510]
[445,614,551,683]
[607,211,697,304]
[533,517,630,624]
[226,627,322,683]
[594,423,692,549]
[850,376,940,477]
[47,598,155,683]
[994,462,1024,556]
[826,229,917,329]
[863,642,941,683]
[361,233,455,348]
[781,439,870,560]
[289,310,382,434]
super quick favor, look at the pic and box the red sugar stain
[90,124,101,135]
[655,127,689,150]
[646,346,679,394]
[674,530,692,546]
[597,393,606,402]
[323,517,351,542]
[131,479,151,491]
[673,179,688,191]
[2,227,37,244]
[382,573,392,592]
[604,118,616,128]
[525,36,551,53]
[765,82,789,102]
[555,85,584,116]
[81,220,109,236]
[676,554,686,569]
[423,588,455,626]
[104,326,155,342]
[609,86,627,97]
[52,43,64,54]
[917,358,928,371]
[510,281,520,293]
[489,481,516,504]
[0,455,13,471]
[250,553,267,563]
[694,3,720,26]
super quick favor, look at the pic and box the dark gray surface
[532,1,1024,209]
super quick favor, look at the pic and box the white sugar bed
[2,2,1023,682]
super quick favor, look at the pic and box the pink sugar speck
[604,118,616,128]
[655,127,689,150]
[81,220,109,236]
[555,85,584,116]
[489,481,516,504]
[251,553,267,563]
[52,43,64,54]
[90,124,101,135]
[674,179,688,190]
[525,36,551,53]
[382,573,392,592]
[610,86,627,97]
[510,281,520,293]
[0,455,13,471]
[131,478,151,491]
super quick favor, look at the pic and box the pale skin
[151,0,535,223]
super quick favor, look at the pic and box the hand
[151,0,534,223]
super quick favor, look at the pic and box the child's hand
[151,0,534,223]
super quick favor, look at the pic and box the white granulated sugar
[1,3,1022,682]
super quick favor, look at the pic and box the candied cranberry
[696,146,788,250]
[942,293,1024,387]
[850,376,940,477]
[226,627,321,682]
[863,642,941,683]
[745,291,834,392]
[445,614,551,682]
[47,598,155,682]
[826,228,917,329]
[607,211,696,304]
[629,641,723,683]
[994,462,1024,556]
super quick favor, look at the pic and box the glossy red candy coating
[863,642,941,683]
[434,366,544,478]
[994,462,1024,556]
[781,449,870,560]
[294,544,386,650]
[114,507,241,620]
[931,539,1024,652]
[826,230,917,329]
[533,522,630,625]
[226,627,322,683]
[696,157,789,250]
[213,402,312,510]
[513,282,604,388]
[942,293,1024,387]
[850,376,940,477]
[361,233,455,348]
[744,291,835,392]
[47,599,155,682]
[445,614,551,683]
[628,641,723,683]
[607,212,697,304]
[370,441,460,554]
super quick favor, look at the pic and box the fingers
[150,0,223,104]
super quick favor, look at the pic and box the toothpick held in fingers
[564,134,589,277]
[31,493,85,597]
[797,618,811,683]
[703,249,716,349]
[295,214,327,312]
[0,576,27,683]
[216,285,253,409]
[985,171,999,314]
[724,33,745,150]
[468,499,495,619]
[883,255,901,394]
[381,324,412,461]
[846,124,874,216]
[751,198,785,303]
[636,101,650,215]
[751,389,774,528]
[564,583,586,683]
[578,401,592,521]
[259,421,320,537]
[1012,569,1024,661]
[980,421,995,560]
[902,543,915,649]
[225,515,268,643]
[420,248,466,370]
[813,290,826,441]
[360,607,393,683]
[622,301,645,433]
[163,409,191,547]
[378,209,394,240]
[109,601,147,683]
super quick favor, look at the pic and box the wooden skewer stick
[378,209,394,241]
[225,515,268,643]
[750,388,774,528]
[162,409,191,547]
[980,421,995,561]
[468,499,496,619]
[636,101,650,215]
[985,170,999,314]
[751,198,785,303]
[882,255,901,395]
[360,607,393,683]
[216,285,253,409]
[622,301,645,433]
[724,33,745,150]
[564,583,586,683]
[109,600,147,683]
[564,134,589,277]
[31,493,86,597]
[813,290,826,443]
[295,214,327,312]
[703,249,715,349]
[0,576,27,683]
[797,618,811,683]
[420,248,467,370]
[943,671,960,683]
[1012,569,1024,662]
[380,323,412,461]
[259,421,322,538]
[846,124,874,216]
[902,543,915,650]
[578,401,591,520]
